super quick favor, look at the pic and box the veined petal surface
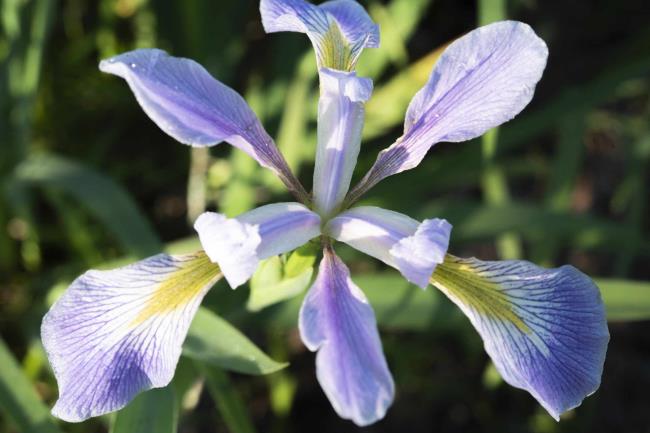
[99,49,306,199]
[41,252,221,422]
[325,206,451,288]
[431,255,609,420]
[194,202,321,289]
[349,21,548,199]
[313,68,372,216]
[260,0,379,71]
[299,247,394,426]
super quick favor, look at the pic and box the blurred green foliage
[1,0,650,432]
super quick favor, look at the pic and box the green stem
[478,0,522,260]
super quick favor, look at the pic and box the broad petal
[41,252,221,422]
[299,247,394,426]
[313,68,372,216]
[431,255,609,420]
[325,206,451,288]
[194,202,321,289]
[349,21,548,200]
[99,49,305,199]
[260,0,379,71]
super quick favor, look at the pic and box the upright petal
[431,255,609,419]
[325,206,451,288]
[41,252,221,422]
[99,49,307,200]
[194,202,321,289]
[313,68,372,217]
[299,247,394,426]
[260,0,379,71]
[348,21,548,201]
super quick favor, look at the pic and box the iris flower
[42,0,609,427]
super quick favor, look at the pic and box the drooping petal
[194,202,321,289]
[99,49,307,200]
[348,21,548,201]
[260,0,379,71]
[325,206,451,288]
[431,255,609,420]
[313,68,372,217]
[299,247,394,426]
[41,252,221,422]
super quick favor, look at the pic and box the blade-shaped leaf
[247,244,317,312]
[0,339,63,433]
[111,386,177,433]
[597,278,650,321]
[183,308,287,375]
[10,153,161,257]
[199,365,257,433]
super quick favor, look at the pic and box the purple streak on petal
[41,253,219,422]
[349,21,548,201]
[99,49,307,200]
[194,202,321,288]
[260,0,379,70]
[299,247,394,426]
[313,68,372,217]
[325,206,451,288]
[432,256,609,419]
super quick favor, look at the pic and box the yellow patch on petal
[319,22,354,71]
[133,251,221,326]
[431,254,530,333]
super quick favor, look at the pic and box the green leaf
[199,365,257,433]
[597,278,650,321]
[274,271,461,331]
[0,338,63,433]
[10,153,161,257]
[247,244,317,312]
[111,386,177,433]
[183,308,287,375]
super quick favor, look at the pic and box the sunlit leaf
[183,308,287,375]
[596,278,650,321]
[247,244,317,312]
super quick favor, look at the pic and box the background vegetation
[1,0,649,432]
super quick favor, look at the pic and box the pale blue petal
[325,206,451,288]
[313,68,373,217]
[432,256,609,420]
[260,0,379,70]
[299,247,394,426]
[99,49,303,196]
[194,203,321,289]
[41,252,221,422]
[350,21,548,199]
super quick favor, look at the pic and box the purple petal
[349,21,548,200]
[260,0,379,71]
[313,68,373,216]
[325,206,451,288]
[99,49,305,199]
[432,255,609,419]
[194,203,321,289]
[299,247,394,426]
[41,252,221,422]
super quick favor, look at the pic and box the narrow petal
[299,247,394,426]
[431,255,609,419]
[99,49,306,200]
[260,0,379,71]
[325,206,451,288]
[349,21,548,200]
[313,68,372,217]
[194,203,321,289]
[41,252,221,422]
